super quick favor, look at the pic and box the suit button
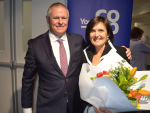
[64,94,67,97]
[65,78,68,81]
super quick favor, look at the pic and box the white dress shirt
[49,31,70,67]
[23,31,70,113]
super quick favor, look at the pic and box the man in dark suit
[22,2,85,113]
[22,2,131,113]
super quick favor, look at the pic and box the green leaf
[90,77,95,80]
[119,72,128,86]
[124,90,130,96]
[135,86,145,92]
[139,75,148,81]
[128,75,148,87]
[121,60,126,63]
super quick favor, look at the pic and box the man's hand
[122,46,132,60]
[93,106,112,113]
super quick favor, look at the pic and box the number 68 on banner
[96,9,119,34]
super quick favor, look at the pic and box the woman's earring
[107,37,110,43]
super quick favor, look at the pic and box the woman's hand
[93,106,112,113]
[122,46,132,60]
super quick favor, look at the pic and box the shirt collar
[48,30,67,42]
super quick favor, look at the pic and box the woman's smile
[90,22,109,47]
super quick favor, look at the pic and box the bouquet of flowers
[90,60,150,109]
[79,49,150,112]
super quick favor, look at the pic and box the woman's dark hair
[85,16,114,46]
[130,27,144,39]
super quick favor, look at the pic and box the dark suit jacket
[22,31,86,113]
[81,42,130,110]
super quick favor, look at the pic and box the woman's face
[89,22,109,48]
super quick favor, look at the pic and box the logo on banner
[80,9,120,34]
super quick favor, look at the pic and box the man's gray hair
[47,2,69,17]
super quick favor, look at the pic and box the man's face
[46,6,69,38]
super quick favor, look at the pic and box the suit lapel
[86,47,94,63]
[41,31,64,77]
[66,32,75,77]
[102,42,111,57]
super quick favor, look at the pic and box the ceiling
[133,0,150,9]
[132,0,150,21]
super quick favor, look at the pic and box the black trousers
[67,103,70,113]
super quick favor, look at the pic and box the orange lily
[128,89,141,100]
[128,67,137,80]
[138,89,150,96]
